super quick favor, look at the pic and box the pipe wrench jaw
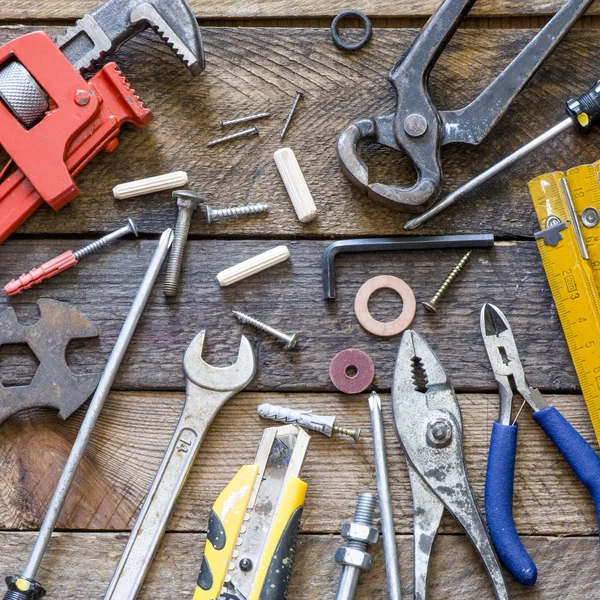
[56,0,205,76]
[337,115,441,212]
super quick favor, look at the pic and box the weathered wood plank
[0,239,578,392]
[0,532,597,599]
[2,0,600,20]
[1,392,597,535]
[0,27,597,238]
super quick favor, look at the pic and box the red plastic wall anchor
[4,251,78,296]
[0,61,154,244]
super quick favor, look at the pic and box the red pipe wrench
[0,0,204,245]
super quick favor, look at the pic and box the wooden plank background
[0,1,599,598]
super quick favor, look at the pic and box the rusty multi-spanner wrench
[104,330,256,600]
[337,0,593,213]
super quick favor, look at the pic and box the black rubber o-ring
[331,10,372,51]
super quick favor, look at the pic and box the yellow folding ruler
[529,161,600,443]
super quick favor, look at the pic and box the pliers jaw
[480,304,547,423]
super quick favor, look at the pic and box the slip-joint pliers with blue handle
[481,303,600,586]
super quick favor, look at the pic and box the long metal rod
[368,392,402,600]
[21,228,173,580]
[404,117,574,230]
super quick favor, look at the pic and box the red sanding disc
[329,349,375,394]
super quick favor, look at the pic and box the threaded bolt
[205,203,269,225]
[350,493,377,540]
[163,190,203,297]
[335,493,378,600]
[73,218,138,260]
[233,310,297,349]
[423,250,473,312]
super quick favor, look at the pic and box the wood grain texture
[0,239,577,393]
[1,392,597,536]
[1,0,600,20]
[0,532,598,599]
[0,26,598,238]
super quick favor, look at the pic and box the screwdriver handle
[533,406,600,533]
[3,576,45,599]
[485,422,537,586]
[566,79,600,132]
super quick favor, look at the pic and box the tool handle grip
[533,406,600,533]
[485,421,537,586]
[3,576,45,599]
[567,79,600,132]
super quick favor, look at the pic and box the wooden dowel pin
[113,171,189,200]
[274,148,317,223]
[217,245,290,287]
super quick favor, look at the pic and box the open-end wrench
[104,331,257,600]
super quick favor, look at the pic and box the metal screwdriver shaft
[3,229,173,600]
[368,392,402,600]
[233,310,297,349]
[404,119,573,230]
[423,251,473,312]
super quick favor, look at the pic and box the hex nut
[334,547,372,571]
[341,522,379,546]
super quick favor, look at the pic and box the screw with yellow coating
[423,251,473,313]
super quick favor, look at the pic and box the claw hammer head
[183,331,257,393]
[57,0,205,75]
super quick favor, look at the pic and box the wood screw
[205,203,269,224]
[423,251,473,312]
[233,310,297,349]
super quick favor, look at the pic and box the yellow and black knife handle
[194,468,307,600]
[194,465,258,600]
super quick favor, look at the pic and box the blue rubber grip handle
[485,421,538,586]
[533,406,600,535]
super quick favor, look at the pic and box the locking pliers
[392,330,509,600]
[337,0,593,213]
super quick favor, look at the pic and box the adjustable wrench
[104,331,257,600]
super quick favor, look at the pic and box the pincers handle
[485,421,537,586]
[533,406,600,533]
